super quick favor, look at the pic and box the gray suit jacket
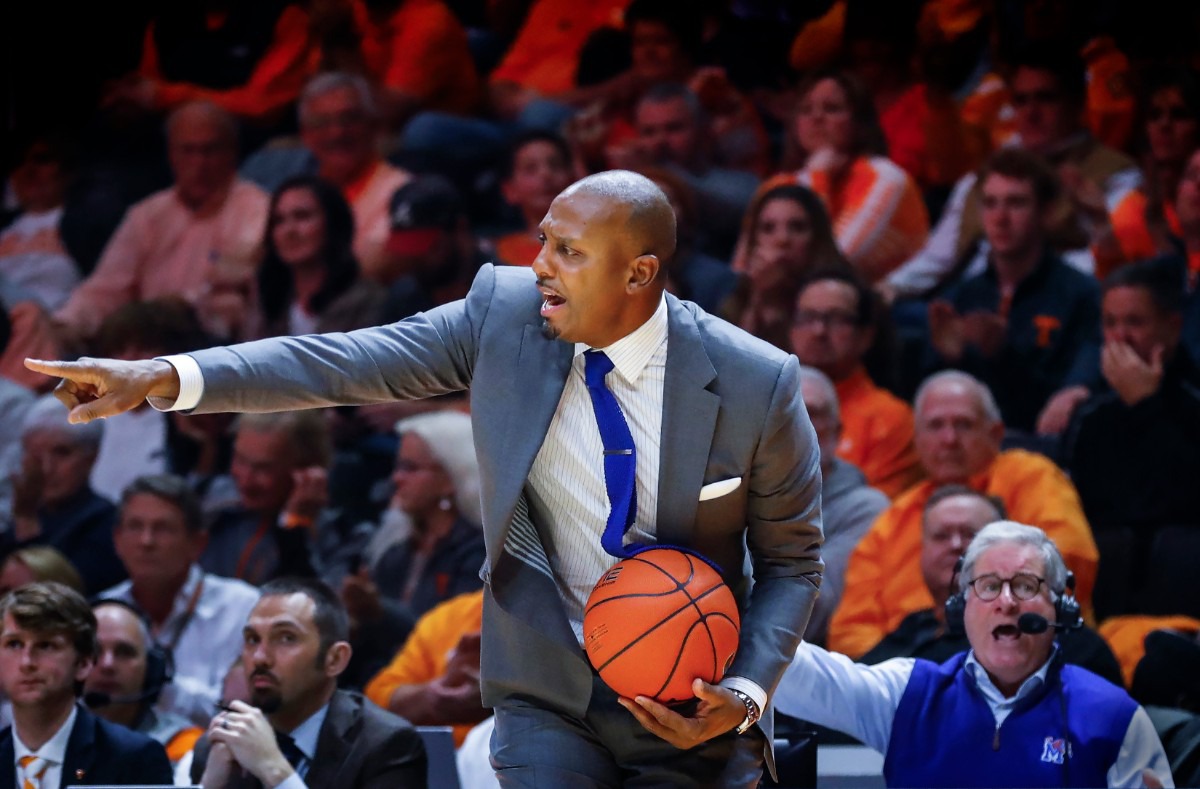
[185,264,824,752]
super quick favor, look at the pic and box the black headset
[944,555,1082,637]
[89,598,175,707]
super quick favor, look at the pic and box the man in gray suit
[27,170,824,787]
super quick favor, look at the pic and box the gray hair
[165,101,238,150]
[914,370,1002,426]
[20,394,104,449]
[395,411,482,525]
[299,71,378,125]
[236,411,333,469]
[799,364,840,423]
[959,520,1069,599]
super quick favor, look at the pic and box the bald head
[563,170,677,268]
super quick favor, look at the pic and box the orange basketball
[583,548,740,704]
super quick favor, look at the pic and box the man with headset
[776,521,1173,788]
[84,600,202,769]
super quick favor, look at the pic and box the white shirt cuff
[148,354,204,412]
[271,772,307,789]
[719,676,767,714]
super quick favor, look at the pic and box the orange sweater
[827,449,1099,658]
[365,590,484,747]
[834,368,924,499]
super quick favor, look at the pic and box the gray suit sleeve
[186,265,500,414]
[730,354,824,698]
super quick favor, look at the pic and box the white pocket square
[698,477,742,502]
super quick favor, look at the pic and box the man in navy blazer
[0,582,172,788]
[27,171,824,786]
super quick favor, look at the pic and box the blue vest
[884,652,1137,787]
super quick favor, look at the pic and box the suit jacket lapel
[306,692,354,789]
[483,323,573,569]
[62,705,94,787]
[657,296,719,548]
[0,729,14,789]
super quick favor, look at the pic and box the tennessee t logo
[1033,315,1061,348]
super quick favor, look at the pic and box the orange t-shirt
[489,0,628,95]
[354,0,481,115]
[140,6,317,121]
[365,590,484,747]
[827,449,1099,659]
[1096,189,1182,279]
[834,367,924,499]
[1099,614,1200,688]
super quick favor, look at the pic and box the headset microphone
[1017,612,1083,634]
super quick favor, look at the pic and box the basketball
[583,547,740,704]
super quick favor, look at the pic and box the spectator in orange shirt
[492,131,575,268]
[55,102,269,342]
[826,370,1098,659]
[300,73,412,281]
[103,0,317,131]
[733,184,848,350]
[399,0,628,183]
[790,269,923,498]
[364,589,486,747]
[764,70,930,282]
[1093,67,1200,278]
[351,0,481,130]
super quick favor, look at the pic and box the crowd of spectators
[4,0,1200,785]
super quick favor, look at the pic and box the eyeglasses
[793,310,860,330]
[968,573,1046,602]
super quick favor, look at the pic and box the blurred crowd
[2,0,1200,785]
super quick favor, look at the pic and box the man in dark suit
[194,577,426,788]
[0,581,172,788]
[28,170,824,786]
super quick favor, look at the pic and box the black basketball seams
[592,582,729,672]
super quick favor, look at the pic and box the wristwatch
[729,689,761,735]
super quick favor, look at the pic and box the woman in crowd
[734,183,849,350]
[251,174,386,338]
[339,410,486,685]
[1093,67,1200,277]
[759,70,929,283]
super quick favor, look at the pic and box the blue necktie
[583,350,639,558]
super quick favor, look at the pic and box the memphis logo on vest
[1040,736,1071,764]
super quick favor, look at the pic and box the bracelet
[729,689,761,735]
[279,512,314,530]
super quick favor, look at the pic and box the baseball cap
[386,175,464,257]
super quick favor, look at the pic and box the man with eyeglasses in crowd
[775,521,1173,788]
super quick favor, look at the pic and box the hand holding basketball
[618,678,748,749]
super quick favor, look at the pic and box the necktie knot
[19,755,49,789]
[584,350,615,389]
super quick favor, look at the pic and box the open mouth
[992,624,1021,641]
[539,288,566,316]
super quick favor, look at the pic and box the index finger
[24,358,89,381]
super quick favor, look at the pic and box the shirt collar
[964,646,1058,704]
[286,702,330,762]
[574,294,668,385]
[14,704,77,766]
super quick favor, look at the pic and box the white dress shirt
[13,705,77,789]
[101,564,260,725]
[273,702,330,789]
[775,642,1174,788]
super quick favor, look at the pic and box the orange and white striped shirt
[767,155,930,282]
